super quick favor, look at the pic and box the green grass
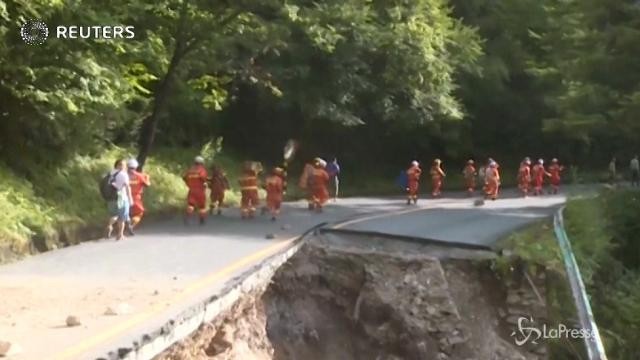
[495,220,563,274]
[0,166,56,255]
[0,145,256,261]
[496,190,640,359]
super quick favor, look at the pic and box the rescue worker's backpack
[396,171,408,189]
[99,171,119,201]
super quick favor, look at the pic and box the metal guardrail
[553,206,608,360]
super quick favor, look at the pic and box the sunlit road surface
[0,188,573,359]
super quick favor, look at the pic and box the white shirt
[109,169,130,190]
[631,159,639,171]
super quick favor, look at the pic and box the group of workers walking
[102,152,637,240]
[404,157,564,204]
[102,155,340,239]
[182,156,340,224]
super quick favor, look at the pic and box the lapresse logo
[510,316,596,346]
[20,19,135,45]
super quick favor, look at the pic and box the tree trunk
[136,40,187,170]
[136,5,243,170]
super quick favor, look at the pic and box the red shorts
[241,190,259,208]
[407,182,419,195]
[130,202,145,217]
[267,195,282,210]
[312,187,329,205]
[187,190,206,209]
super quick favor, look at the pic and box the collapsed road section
[127,230,550,360]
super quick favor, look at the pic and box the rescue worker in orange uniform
[264,167,285,221]
[430,159,446,197]
[183,156,208,225]
[548,158,565,194]
[406,160,422,205]
[531,159,551,196]
[310,158,330,212]
[518,157,532,197]
[462,159,476,196]
[484,161,500,200]
[239,162,260,219]
[299,161,315,210]
[482,158,499,194]
[208,164,229,215]
[126,158,150,234]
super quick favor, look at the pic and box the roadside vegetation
[497,189,640,359]
[0,144,248,262]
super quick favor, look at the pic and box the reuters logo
[20,19,49,45]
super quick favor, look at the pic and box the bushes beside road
[0,146,246,263]
[499,189,640,359]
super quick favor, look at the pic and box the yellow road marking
[53,237,296,360]
[332,206,429,230]
[55,202,428,359]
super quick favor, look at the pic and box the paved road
[332,193,567,248]
[0,190,568,360]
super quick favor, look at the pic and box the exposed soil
[157,234,546,360]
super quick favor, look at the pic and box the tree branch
[179,9,244,57]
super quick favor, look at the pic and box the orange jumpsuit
[265,174,284,217]
[299,163,315,207]
[208,169,229,213]
[531,164,549,195]
[129,170,150,226]
[406,166,422,202]
[485,167,500,200]
[518,164,531,196]
[430,165,445,197]
[311,167,330,210]
[463,164,476,194]
[239,170,259,218]
[183,165,208,218]
[548,164,564,193]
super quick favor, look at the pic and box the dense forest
[2,0,639,176]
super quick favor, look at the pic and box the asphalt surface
[0,189,570,360]
[332,193,567,247]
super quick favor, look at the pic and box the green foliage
[0,165,55,252]
[603,190,640,270]
[200,137,224,164]
[528,0,640,160]
[563,196,615,285]
[496,220,563,274]
[0,147,190,257]
[0,1,143,173]
[496,191,640,358]
[563,191,640,359]
[261,0,483,126]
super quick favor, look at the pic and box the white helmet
[194,156,205,164]
[538,158,544,164]
[411,160,419,167]
[127,158,139,169]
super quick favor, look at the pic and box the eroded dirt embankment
[157,233,546,360]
